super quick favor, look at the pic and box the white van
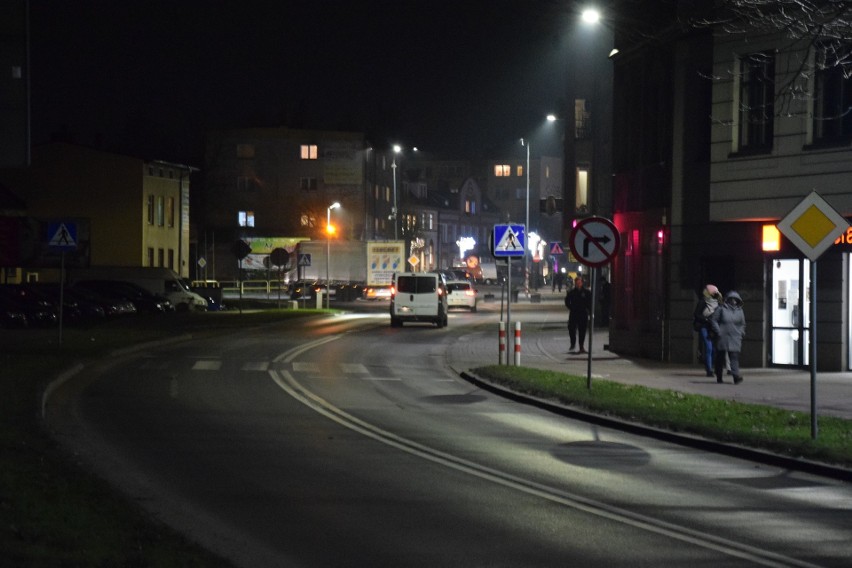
[390,272,448,327]
[69,267,208,311]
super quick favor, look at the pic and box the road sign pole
[811,261,818,439]
[587,267,596,389]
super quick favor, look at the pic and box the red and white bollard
[498,322,506,365]
[514,321,521,366]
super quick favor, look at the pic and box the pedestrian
[710,290,746,384]
[693,284,723,377]
[565,276,592,353]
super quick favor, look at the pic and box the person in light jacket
[693,284,723,377]
[710,290,746,384]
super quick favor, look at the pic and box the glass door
[770,258,810,366]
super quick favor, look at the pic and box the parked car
[73,280,173,313]
[20,283,108,326]
[64,286,137,318]
[446,280,478,312]
[0,294,29,328]
[0,285,58,327]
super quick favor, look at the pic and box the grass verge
[1,307,325,566]
[472,365,852,470]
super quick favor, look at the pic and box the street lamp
[391,144,401,240]
[326,202,341,309]
[520,138,530,295]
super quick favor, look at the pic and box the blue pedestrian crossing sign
[298,253,312,267]
[492,224,525,258]
[48,221,77,251]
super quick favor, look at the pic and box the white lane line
[192,360,222,371]
[242,361,270,372]
[340,363,369,374]
[292,362,320,373]
[268,367,822,568]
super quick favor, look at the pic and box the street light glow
[547,114,558,122]
[581,8,601,24]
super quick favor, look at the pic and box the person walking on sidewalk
[693,284,723,377]
[710,290,746,384]
[565,276,592,353]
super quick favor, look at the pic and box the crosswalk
[138,355,442,382]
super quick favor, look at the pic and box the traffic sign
[777,191,849,261]
[568,217,620,267]
[298,253,312,267]
[48,221,77,251]
[549,241,564,255]
[492,224,525,258]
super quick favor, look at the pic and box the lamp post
[391,144,401,240]
[521,138,530,296]
[326,202,341,309]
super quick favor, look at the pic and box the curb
[459,369,852,483]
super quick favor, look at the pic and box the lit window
[238,210,255,227]
[300,144,318,159]
[300,214,316,228]
[576,168,589,210]
[516,165,524,177]
[494,164,510,177]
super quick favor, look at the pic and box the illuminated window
[516,165,524,177]
[300,214,316,228]
[238,210,255,227]
[494,164,510,177]
[576,168,589,210]
[300,144,318,159]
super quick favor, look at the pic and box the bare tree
[694,1,852,120]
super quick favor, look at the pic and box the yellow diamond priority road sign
[777,191,849,261]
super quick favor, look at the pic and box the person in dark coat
[693,284,723,377]
[710,290,746,384]
[565,276,592,353]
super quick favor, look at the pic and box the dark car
[0,294,29,328]
[65,286,137,318]
[29,283,107,325]
[73,280,173,313]
[0,285,58,327]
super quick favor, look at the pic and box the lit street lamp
[391,144,401,240]
[326,202,341,309]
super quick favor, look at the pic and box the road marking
[242,361,270,372]
[292,362,320,373]
[340,363,369,374]
[269,367,824,568]
[192,360,222,371]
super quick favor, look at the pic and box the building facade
[0,142,193,280]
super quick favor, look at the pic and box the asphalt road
[46,307,852,567]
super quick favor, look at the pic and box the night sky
[28,0,578,165]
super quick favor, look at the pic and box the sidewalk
[448,294,852,422]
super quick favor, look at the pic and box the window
[575,99,592,139]
[300,144,318,159]
[736,52,775,152]
[516,165,524,177]
[146,195,154,225]
[237,176,256,191]
[465,199,476,215]
[576,168,589,211]
[166,197,174,228]
[237,143,255,158]
[168,249,175,270]
[494,164,511,177]
[156,196,165,227]
[147,247,154,267]
[300,214,316,228]
[813,44,852,144]
[238,210,255,227]
[300,177,318,191]
[158,248,164,267]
